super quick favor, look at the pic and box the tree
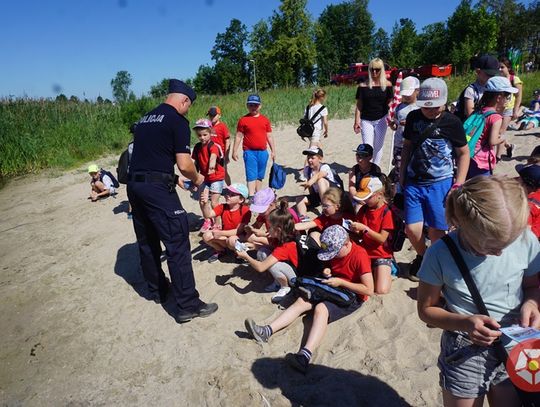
[350,0,374,63]
[69,95,79,103]
[192,64,219,94]
[389,18,420,67]
[479,0,527,53]
[417,22,450,64]
[149,78,169,98]
[110,70,132,103]
[96,96,104,104]
[249,20,274,89]
[210,18,249,93]
[371,28,390,61]
[55,94,67,103]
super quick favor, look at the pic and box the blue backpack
[463,110,497,157]
[269,162,286,190]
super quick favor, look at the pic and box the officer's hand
[194,173,205,187]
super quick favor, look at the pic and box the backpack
[463,110,497,158]
[116,142,133,184]
[382,205,407,253]
[269,162,286,190]
[100,169,120,188]
[294,234,325,277]
[306,165,344,190]
[291,276,357,307]
[192,141,224,172]
[454,83,480,122]
[296,105,326,140]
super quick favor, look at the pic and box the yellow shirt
[505,75,522,110]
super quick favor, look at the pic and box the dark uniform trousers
[127,181,203,312]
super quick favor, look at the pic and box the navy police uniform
[128,102,204,313]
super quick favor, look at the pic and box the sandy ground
[0,115,538,406]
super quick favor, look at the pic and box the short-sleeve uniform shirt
[130,103,191,173]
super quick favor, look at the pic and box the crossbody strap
[309,105,326,125]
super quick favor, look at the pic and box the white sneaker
[271,287,291,303]
[264,281,280,292]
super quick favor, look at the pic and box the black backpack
[100,169,120,188]
[116,142,132,185]
[296,105,326,140]
[192,141,224,172]
[454,83,480,122]
[294,234,325,277]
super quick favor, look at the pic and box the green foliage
[389,19,420,67]
[110,70,132,103]
[149,78,169,98]
[371,28,390,61]
[417,23,450,65]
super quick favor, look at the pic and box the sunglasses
[370,68,381,73]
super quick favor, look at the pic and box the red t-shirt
[328,243,372,301]
[528,190,540,239]
[236,114,272,151]
[213,204,251,231]
[212,122,230,152]
[192,141,225,182]
[272,241,299,268]
[355,204,394,258]
[313,213,353,231]
[256,208,301,230]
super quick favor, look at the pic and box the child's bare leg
[405,222,427,256]
[374,264,392,294]
[199,187,210,215]
[442,389,484,407]
[202,232,227,252]
[303,302,330,353]
[247,181,257,197]
[316,178,330,201]
[296,196,309,216]
[269,297,313,334]
[486,381,520,407]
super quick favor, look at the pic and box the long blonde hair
[446,175,529,254]
[310,88,326,106]
[368,58,389,91]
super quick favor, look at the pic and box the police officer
[128,79,218,323]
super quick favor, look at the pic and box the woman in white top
[299,89,329,181]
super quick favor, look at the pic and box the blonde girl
[417,176,540,407]
[353,58,394,165]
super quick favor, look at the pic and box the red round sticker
[506,338,540,392]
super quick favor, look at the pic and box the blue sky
[0,0,526,100]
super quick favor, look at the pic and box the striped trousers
[361,116,388,165]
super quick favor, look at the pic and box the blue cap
[247,94,261,105]
[516,164,540,188]
[168,79,196,103]
[485,76,518,94]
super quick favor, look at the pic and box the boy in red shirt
[516,163,540,239]
[207,106,232,185]
[232,94,276,198]
[244,225,373,373]
[351,175,395,294]
[190,119,226,233]
[201,183,251,263]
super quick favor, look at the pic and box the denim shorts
[201,180,225,194]
[243,150,269,182]
[404,178,452,230]
[438,331,508,399]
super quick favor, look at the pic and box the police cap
[168,79,196,103]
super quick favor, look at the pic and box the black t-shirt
[403,110,466,183]
[130,103,191,174]
[355,86,394,121]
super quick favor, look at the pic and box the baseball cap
[247,94,261,105]
[317,225,349,261]
[192,118,213,129]
[485,76,518,94]
[475,55,500,76]
[207,106,221,117]
[400,76,420,96]
[88,164,99,174]
[168,79,196,103]
[354,176,383,201]
[516,164,540,189]
[417,78,448,108]
[353,143,373,157]
[250,187,276,213]
[224,183,249,199]
[303,146,324,156]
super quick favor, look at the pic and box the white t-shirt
[303,163,336,193]
[304,103,328,138]
[393,102,419,148]
[101,174,116,194]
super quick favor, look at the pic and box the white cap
[400,76,420,96]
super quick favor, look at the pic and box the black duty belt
[129,172,176,183]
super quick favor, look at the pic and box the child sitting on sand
[88,164,117,202]
[417,175,540,406]
[244,225,374,373]
[244,188,300,250]
[201,183,251,263]
[516,162,540,239]
[348,144,382,210]
[295,187,354,245]
[350,175,395,295]
[236,200,299,303]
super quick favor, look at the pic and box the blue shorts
[321,298,362,323]
[201,180,225,194]
[467,159,491,179]
[243,150,269,182]
[404,178,452,230]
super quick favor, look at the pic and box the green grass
[1,72,539,181]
